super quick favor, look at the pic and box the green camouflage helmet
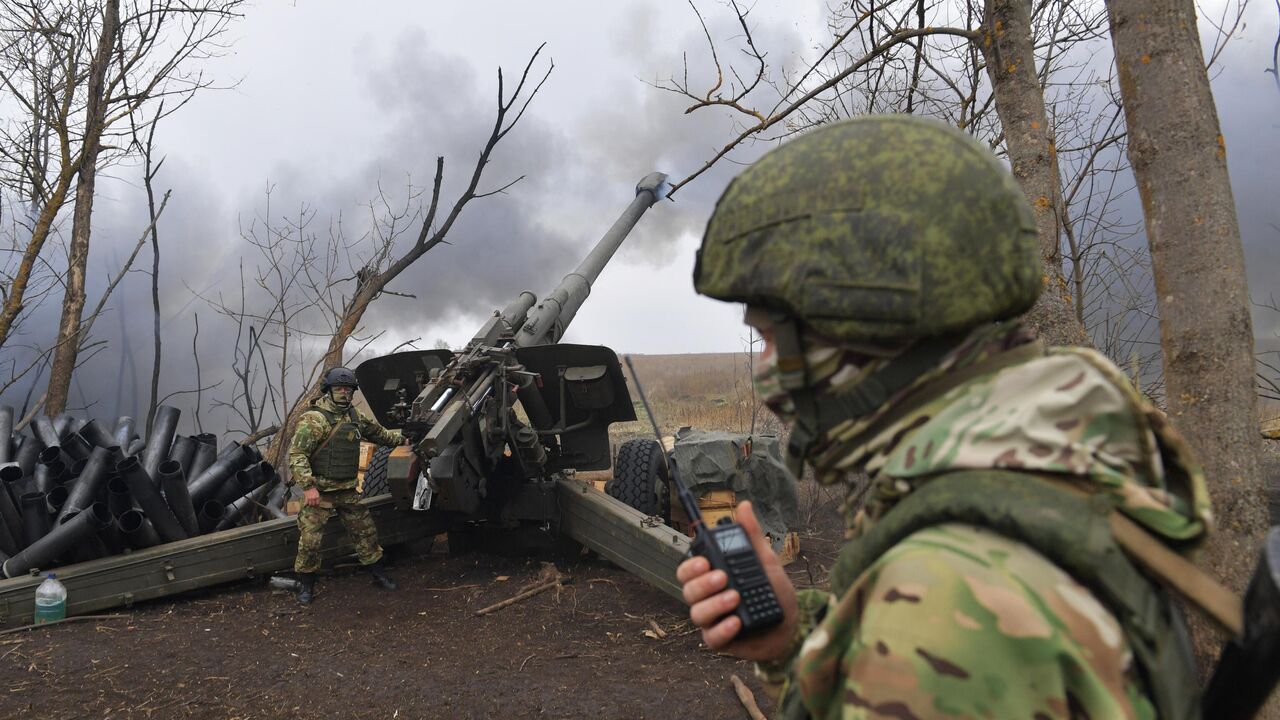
[694,115,1042,344]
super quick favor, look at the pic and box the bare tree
[0,0,244,416]
[660,0,1096,344]
[195,192,309,440]
[44,0,121,417]
[664,0,1249,395]
[193,47,553,471]
[134,102,166,433]
[1106,0,1267,673]
[268,47,552,468]
[0,188,169,399]
[1259,295,1280,409]
[1257,4,1280,417]
[0,2,97,350]
[981,0,1087,345]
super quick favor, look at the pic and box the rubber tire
[361,446,394,497]
[606,438,664,515]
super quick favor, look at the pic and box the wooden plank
[1,481,694,624]
[0,495,446,625]
[556,477,690,600]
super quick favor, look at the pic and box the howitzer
[355,173,671,547]
[0,172,776,622]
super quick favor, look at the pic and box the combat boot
[367,561,397,591]
[297,572,316,605]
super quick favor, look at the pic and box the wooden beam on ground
[0,495,445,625]
[556,477,690,601]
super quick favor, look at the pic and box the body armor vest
[308,406,362,482]
[789,469,1201,720]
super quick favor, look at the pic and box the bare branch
[666,23,979,196]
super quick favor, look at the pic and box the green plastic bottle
[33,573,66,624]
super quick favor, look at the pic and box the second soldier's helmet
[321,367,359,393]
[694,115,1042,345]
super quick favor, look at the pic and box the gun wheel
[361,446,394,497]
[606,438,665,516]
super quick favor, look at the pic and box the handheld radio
[623,356,784,635]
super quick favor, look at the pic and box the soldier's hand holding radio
[676,500,799,663]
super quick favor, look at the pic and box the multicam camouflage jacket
[288,394,403,492]
[762,323,1210,720]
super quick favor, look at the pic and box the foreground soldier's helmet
[321,367,359,392]
[694,115,1042,344]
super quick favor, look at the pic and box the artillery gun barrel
[500,292,537,329]
[514,172,668,348]
[405,171,667,456]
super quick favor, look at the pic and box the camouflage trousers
[293,489,384,573]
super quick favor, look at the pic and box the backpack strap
[308,407,356,458]
[1033,473,1241,637]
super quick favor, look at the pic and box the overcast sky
[143,0,1280,353]
[6,1,1278,427]
[126,1,830,357]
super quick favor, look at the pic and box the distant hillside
[612,352,783,441]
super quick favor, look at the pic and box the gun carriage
[354,171,692,587]
[0,172,695,623]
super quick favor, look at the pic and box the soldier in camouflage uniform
[677,116,1210,719]
[291,366,405,604]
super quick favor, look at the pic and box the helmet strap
[771,315,808,392]
[784,334,965,477]
[784,403,819,478]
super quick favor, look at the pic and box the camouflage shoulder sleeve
[288,410,329,490]
[789,523,1155,720]
[357,410,402,447]
[754,588,833,698]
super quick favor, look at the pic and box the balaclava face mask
[747,308,881,427]
[329,385,355,409]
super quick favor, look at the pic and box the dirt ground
[0,505,845,720]
[1,547,761,719]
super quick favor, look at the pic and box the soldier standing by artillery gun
[290,367,406,605]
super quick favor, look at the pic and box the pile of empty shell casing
[0,405,285,578]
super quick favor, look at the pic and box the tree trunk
[1106,0,1269,681]
[45,0,120,416]
[980,0,1087,347]
[265,286,376,472]
[143,123,163,435]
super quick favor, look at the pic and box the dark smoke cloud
[1213,12,1280,347]
[3,4,1277,434]
[0,17,763,433]
[0,31,580,431]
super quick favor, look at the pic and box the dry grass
[611,352,785,443]
[609,352,849,592]
[1260,400,1280,429]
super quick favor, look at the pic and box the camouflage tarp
[671,428,798,553]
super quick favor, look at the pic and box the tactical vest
[307,406,362,482]
[786,469,1201,720]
